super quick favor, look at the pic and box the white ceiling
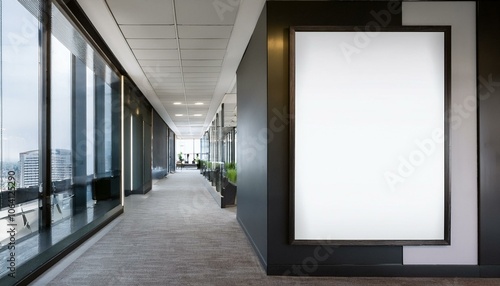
[76,0,265,139]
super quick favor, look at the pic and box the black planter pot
[222,181,237,207]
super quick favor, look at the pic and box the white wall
[175,138,201,163]
[402,1,477,265]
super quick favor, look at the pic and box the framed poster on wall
[290,26,451,245]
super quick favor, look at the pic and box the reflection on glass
[1,2,122,281]
[0,0,40,277]
[51,35,73,227]
[50,4,121,241]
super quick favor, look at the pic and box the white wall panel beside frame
[290,26,451,245]
[402,1,477,265]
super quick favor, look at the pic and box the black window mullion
[39,0,52,231]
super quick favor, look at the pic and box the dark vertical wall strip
[124,101,132,195]
[39,0,52,230]
[478,1,500,267]
[153,110,168,172]
[123,78,153,195]
[143,120,152,192]
[94,74,106,175]
[111,79,121,198]
[132,112,144,191]
[169,129,176,173]
[265,1,403,274]
[71,56,87,212]
[236,4,269,268]
[123,80,136,194]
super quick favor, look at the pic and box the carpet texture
[46,170,500,285]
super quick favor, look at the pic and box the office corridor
[31,170,500,285]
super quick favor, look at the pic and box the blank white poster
[293,30,447,242]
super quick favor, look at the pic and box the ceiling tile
[143,66,182,73]
[186,97,213,102]
[127,39,178,49]
[181,50,226,60]
[107,0,174,24]
[185,90,214,95]
[149,72,182,79]
[165,105,188,111]
[182,66,221,73]
[183,72,220,78]
[152,82,184,88]
[187,107,209,113]
[133,49,179,60]
[177,26,233,39]
[179,38,229,50]
[185,87,215,91]
[155,88,184,94]
[186,95,213,100]
[120,25,175,38]
[139,59,180,66]
[148,74,183,84]
[149,77,183,83]
[184,77,218,83]
[158,93,185,98]
[175,0,239,25]
[182,60,223,67]
[184,82,217,87]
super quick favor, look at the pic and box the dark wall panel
[478,1,500,266]
[236,4,269,267]
[153,110,168,170]
[169,129,176,173]
[266,1,403,272]
[132,113,144,191]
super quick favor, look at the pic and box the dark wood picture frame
[289,26,451,246]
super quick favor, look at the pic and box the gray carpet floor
[39,170,500,285]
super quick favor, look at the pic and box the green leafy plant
[226,168,237,184]
[225,162,236,171]
[213,162,222,171]
[178,152,184,162]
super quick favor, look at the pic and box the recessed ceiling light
[194,102,204,105]
[175,114,183,117]
[193,114,202,117]
[173,102,182,105]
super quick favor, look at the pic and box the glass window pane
[0,0,40,277]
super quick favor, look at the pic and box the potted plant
[222,164,237,207]
[196,154,201,169]
[206,161,213,180]
[212,162,222,188]
[198,159,205,174]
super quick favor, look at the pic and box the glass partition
[0,0,41,278]
[0,1,122,282]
